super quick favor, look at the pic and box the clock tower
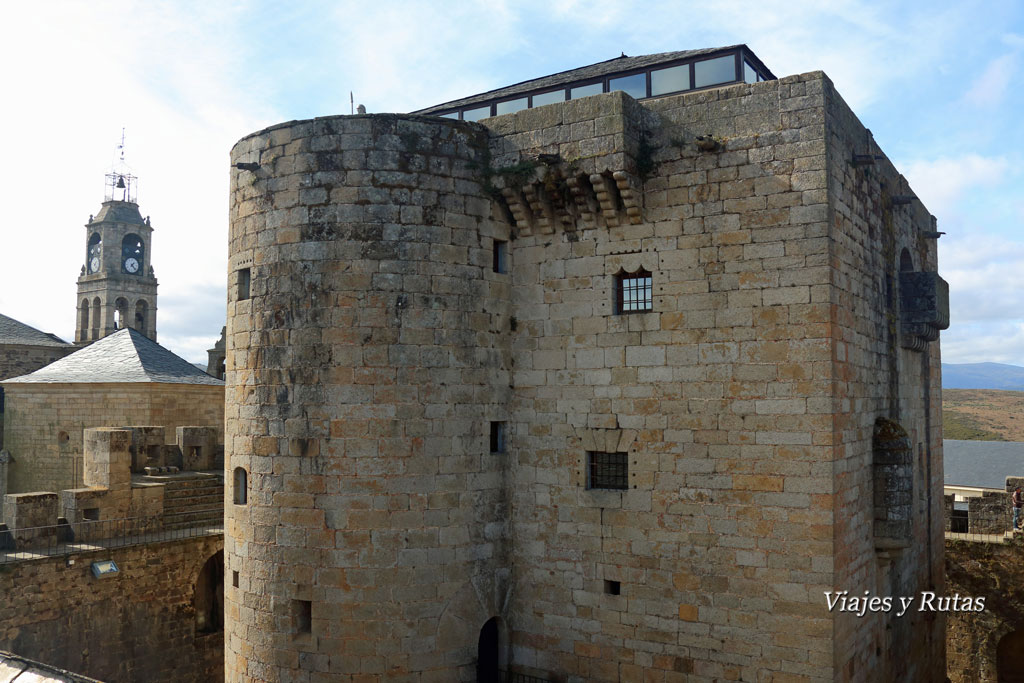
[75,164,158,343]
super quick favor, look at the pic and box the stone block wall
[967,491,1010,534]
[1,383,224,493]
[225,71,945,682]
[227,114,513,682]
[177,426,219,470]
[0,534,223,683]
[0,344,73,383]
[946,535,1024,682]
[2,492,58,546]
[0,342,74,449]
[821,76,945,681]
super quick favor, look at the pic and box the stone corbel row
[497,168,643,236]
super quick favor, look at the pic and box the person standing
[1013,486,1023,530]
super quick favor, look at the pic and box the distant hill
[942,362,1024,391]
[944,389,1024,441]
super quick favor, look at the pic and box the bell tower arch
[75,147,158,344]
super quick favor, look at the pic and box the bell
[116,176,126,189]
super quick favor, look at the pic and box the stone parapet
[2,492,58,546]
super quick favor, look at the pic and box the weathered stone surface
[225,70,944,682]
[0,535,224,683]
[946,535,1024,682]
[1,383,224,494]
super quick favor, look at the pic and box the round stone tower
[225,115,513,681]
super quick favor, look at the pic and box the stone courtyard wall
[946,535,1024,682]
[0,342,75,448]
[1,383,224,494]
[0,534,223,683]
[225,70,945,682]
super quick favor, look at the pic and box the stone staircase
[158,472,224,531]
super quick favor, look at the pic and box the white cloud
[902,155,1010,222]
[941,320,1024,365]
[0,2,268,360]
[0,0,1021,369]
[964,53,1017,107]
[937,235,1024,364]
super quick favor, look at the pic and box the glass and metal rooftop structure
[413,45,774,122]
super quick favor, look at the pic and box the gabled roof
[0,313,70,348]
[3,328,223,385]
[413,45,773,115]
[944,439,1024,490]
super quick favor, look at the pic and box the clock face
[89,256,100,273]
[124,257,140,274]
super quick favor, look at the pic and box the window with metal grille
[615,269,652,313]
[587,452,628,490]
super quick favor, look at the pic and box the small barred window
[615,269,652,313]
[587,452,628,490]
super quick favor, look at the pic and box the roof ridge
[3,328,223,386]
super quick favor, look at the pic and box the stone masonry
[0,535,224,683]
[2,383,223,494]
[0,313,75,449]
[225,68,946,682]
[946,535,1024,682]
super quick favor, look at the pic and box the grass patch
[943,410,1006,441]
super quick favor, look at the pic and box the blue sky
[0,0,1021,365]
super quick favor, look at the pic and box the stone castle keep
[225,46,948,682]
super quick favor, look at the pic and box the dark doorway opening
[195,550,224,634]
[998,629,1024,682]
[477,617,500,682]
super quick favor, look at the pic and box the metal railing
[0,511,222,564]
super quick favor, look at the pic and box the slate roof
[0,650,103,683]
[92,200,145,224]
[944,439,1024,489]
[0,313,70,348]
[2,328,223,385]
[413,45,772,115]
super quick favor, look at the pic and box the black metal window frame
[587,451,628,490]
[438,47,772,120]
[615,268,653,314]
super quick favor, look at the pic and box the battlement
[0,424,222,552]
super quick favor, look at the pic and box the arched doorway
[195,550,224,634]
[998,629,1024,682]
[477,617,500,682]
